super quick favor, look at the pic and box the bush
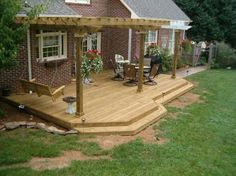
[181,40,192,53]
[214,42,236,68]
[160,48,172,72]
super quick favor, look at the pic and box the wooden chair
[123,64,137,86]
[110,59,124,81]
[144,64,160,86]
[20,78,37,93]
[34,82,65,102]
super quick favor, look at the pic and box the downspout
[128,29,132,61]
[27,29,32,80]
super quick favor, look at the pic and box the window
[37,30,67,62]
[82,32,101,52]
[65,0,90,4]
[168,30,175,54]
[145,31,158,52]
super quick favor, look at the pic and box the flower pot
[1,87,11,97]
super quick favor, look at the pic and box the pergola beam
[15,16,170,30]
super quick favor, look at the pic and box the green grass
[0,70,235,176]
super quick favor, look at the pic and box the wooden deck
[1,71,194,135]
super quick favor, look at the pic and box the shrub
[181,40,192,53]
[214,42,236,68]
[160,48,172,72]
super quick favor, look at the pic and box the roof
[122,0,191,22]
[18,0,79,17]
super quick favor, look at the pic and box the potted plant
[81,50,103,84]
[1,85,11,97]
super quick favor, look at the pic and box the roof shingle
[122,0,191,21]
[18,0,79,16]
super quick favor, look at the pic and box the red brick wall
[68,0,131,69]
[105,0,131,67]
[67,0,109,17]
[30,26,73,88]
[0,26,74,92]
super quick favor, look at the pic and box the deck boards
[1,71,194,135]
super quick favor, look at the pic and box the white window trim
[145,31,158,52]
[168,29,175,54]
[36,30,67,62]
[65,0,90,4]
[82,32,101,52]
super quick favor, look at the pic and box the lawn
[0,70,235,176]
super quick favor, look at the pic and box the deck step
[75,102,159,127]
[155,81,194,104]
[73,104,167,135]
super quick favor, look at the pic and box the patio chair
[115,54,130,69]
[110,59,124,81]
[144,64,160,86]
[123,64,137,86]
[115,54,125,63]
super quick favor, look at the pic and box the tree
[175,0,236,47]
[0,0,48,70]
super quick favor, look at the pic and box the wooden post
[75,33,85,117]
[137,32,146,92]
[171,30,181,79]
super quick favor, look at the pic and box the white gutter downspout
[27,29,32,80]
[128,29,132,61]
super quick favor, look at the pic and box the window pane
[91,38,97,50]
[43,36,59,47]
[145,31,156,43]
[61,35,64,55]
[82,38,88,52]
[43,46,59,57]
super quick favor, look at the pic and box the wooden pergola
[15,16,181,117]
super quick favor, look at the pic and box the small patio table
[63,96,76,114]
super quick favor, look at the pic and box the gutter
[27,29,32,80]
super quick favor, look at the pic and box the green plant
[214,42,236,68]
[146,45,173,72]
[160,48,172,72]
[145,43,160,56]
[0,0,49,70]
[181,40,192,53]
[81,50,103,79]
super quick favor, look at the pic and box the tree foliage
[175,0,236,48]
[0,0,48,70]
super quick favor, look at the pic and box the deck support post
[137,31,146,92]
[171,30,181,79]
[75,33,85,117]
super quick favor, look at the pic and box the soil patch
[167,92,201,109]
[0,151,111,171]
[0,102,65,130]
[81,126,168,150]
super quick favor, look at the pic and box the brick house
[0,0,191,92]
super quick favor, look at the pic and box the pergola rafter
[15,16,180,117]
[15,16,170,30]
